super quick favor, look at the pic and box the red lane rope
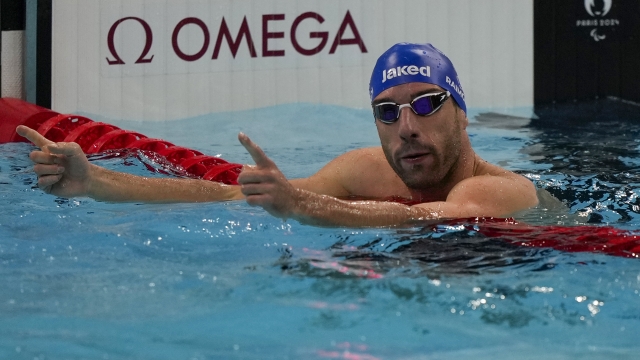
[0,98,242,185]
[341,196,640,258]
[89,130,147,153]
[437,217,640,259]
[37,114,93,142]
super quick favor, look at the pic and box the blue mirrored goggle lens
[376,104,400,122]
[411,96,436,115]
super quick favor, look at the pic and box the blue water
[1,104,640,359]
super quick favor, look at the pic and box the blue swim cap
[369,43,466,114]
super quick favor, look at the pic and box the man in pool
[16,42,538,227]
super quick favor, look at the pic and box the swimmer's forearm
[87,165,243,203]
[289,189,439,227]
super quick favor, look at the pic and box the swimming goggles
[372,91,451,124]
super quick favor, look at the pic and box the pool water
[1,103,640,359]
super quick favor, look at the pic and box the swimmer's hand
[16,125,93,197]
[237,133,299,218]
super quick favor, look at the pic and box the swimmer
[16,42,538,227]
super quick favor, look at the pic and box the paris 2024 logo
[576,0,619,42]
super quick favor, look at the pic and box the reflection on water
[2,102,640,359]
[475,100,640,227]
[280,227,557,284]
[530,99,640,171]
[278,227,607,331]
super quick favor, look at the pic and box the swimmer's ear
[462,113,469,128]
[454,106,468,129]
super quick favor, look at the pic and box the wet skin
[16,82,538,227]
[373,82,472,201]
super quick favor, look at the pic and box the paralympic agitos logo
[584,0,612,16]
[575,0,620,42]
[106,11,367,65]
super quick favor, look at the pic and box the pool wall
[0,0,26,99]
[5,1,636,124]
[47,0,534,122]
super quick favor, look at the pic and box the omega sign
[106,11,367,65]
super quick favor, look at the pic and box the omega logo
[106,11,367,65]
[106,17,154,65]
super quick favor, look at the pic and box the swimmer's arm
[287,190,428,227]
[17,125,244,202]
[88,166,244,202]
[290,174,538,227]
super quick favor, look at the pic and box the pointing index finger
[16,125,54,149]
[238,132,275,168]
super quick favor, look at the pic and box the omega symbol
[106,17,154,65]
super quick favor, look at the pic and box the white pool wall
[52,0,533,122]
[1,31,25,99]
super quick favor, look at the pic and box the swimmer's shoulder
[473,155,523,179]
[470,155,539,207]
[300,147,388,182]
[331,147,390,172]
[308,147,407,197]
[338,146,384,159]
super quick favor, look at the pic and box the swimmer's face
[373,82,468,190]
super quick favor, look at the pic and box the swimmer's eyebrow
[410,87,443,98]
[372,88,442,106]
[372,97,394,105]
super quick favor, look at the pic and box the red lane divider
[0,98,59,143]
[126,138,174,152]
[180,155,228,177]
[65,122,121,153]
[0,98,241,185]
[203,163,243,183]
[89,129,147,153]
[157,146,203,164]
[375,199,640,259]
[37,114,93,142]
[438,217,640,259]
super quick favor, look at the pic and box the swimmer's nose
[397,107,419,140]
